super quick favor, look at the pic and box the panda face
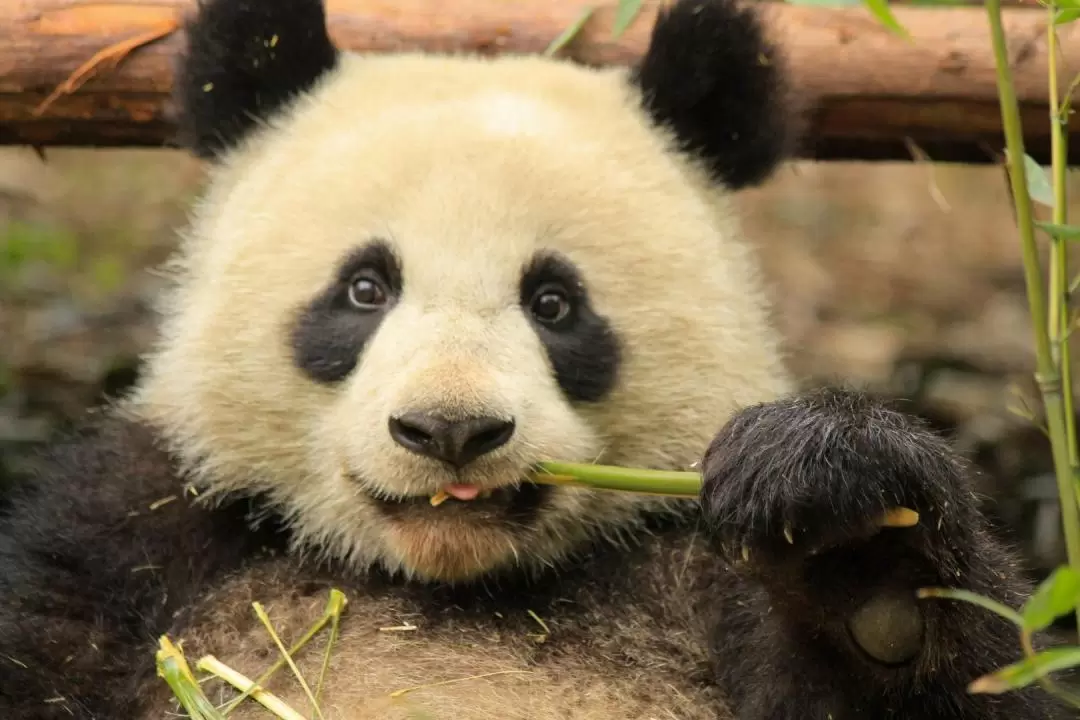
[134,2,795,583]
[284,200,620,581]
[293,234,619,581]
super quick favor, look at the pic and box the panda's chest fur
[147,528,728,720]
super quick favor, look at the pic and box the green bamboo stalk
[1045,3,1078,487]
[985,0,1080,631]
[221,590,346,715]
[198,656,308,720]
[155,636,227,720]
[533,462,702,497]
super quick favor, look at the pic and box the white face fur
[130,50,793,583]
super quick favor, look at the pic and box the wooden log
[0,0,1077,164]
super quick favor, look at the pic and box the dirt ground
[2,146,1079,575]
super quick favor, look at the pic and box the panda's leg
[699,387,1070,720]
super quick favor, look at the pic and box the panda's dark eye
[347,272,389,310]
[530,285,572,326]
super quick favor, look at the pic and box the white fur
[130,51,792,585]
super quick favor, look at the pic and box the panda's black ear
[632,0,794,189]
[175,0,339,159]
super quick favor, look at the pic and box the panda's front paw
[700,388,966,568]
[701,389,1070,718]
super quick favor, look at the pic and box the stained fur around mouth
[363,478,552,525]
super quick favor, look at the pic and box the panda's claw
[879,506,919,528]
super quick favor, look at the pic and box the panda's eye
[530,285,572,326]
[347,272,389,310]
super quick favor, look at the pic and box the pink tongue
[442,483,480,501]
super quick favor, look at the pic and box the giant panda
[0,0,1066,718]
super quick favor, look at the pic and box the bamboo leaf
[1022,567,1080,632]
[612,0,644,38]
[969,647,1080,694]
[916,588,1024,627]
[1038,222,1080,241]
[1023,154,1055,206]
[860,0,911,39]
[1055,8,1080,25]
[544,7,595,56]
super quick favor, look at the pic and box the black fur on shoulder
[632,0,794,190]
[700,387,1067,719]
[0,413,289,719]
[175,0,339,159]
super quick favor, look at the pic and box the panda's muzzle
[361,410,549,521]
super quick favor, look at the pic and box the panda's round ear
[632,0,795,189]
[174,0,339,160]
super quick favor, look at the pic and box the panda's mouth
[367,481,550,523]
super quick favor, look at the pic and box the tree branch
[0,0,1077,164]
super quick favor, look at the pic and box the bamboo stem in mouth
[529,463,921,531]
[531,462,702,497]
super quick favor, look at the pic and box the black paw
[700,388,975,566]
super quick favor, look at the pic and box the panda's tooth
[430,490,450,507]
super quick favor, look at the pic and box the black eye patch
[290,241,402,384]
[519,252,620,403]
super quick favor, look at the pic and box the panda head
[132,0,795,583]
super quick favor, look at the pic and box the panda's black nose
[388,412,516,468]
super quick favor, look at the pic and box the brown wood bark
[0,1,1077,164]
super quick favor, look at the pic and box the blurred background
[1,146,1079,587]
